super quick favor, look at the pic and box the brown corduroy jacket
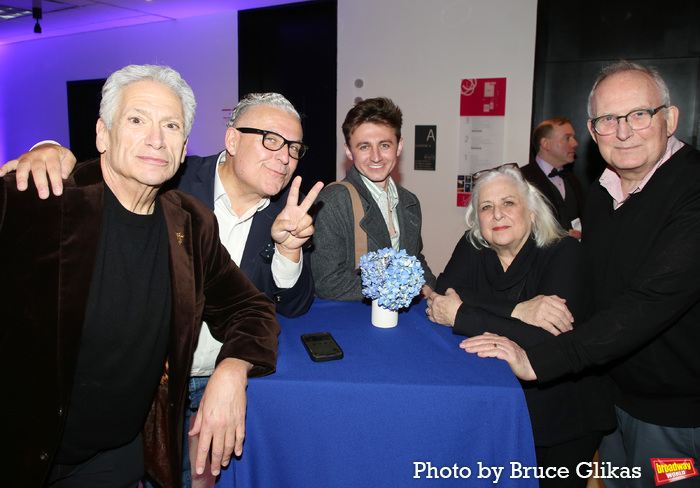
[0,159,280,488]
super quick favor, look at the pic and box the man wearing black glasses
[2,92,322,488]
[464,61,700,486]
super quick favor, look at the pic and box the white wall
[0,1,294,163]
[337,0,538,274]
[0,14,238,160]
[0,0,538,274]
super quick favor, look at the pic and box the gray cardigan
[311,165,436,301]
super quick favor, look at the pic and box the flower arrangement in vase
[358,248,425,327]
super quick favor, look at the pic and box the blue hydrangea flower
[358,248,425,311]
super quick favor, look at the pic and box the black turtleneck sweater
[437,235,614,446]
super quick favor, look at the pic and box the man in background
[521,117,584,238]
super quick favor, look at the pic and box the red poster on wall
[457,78,507,207]
[460,78,507,116]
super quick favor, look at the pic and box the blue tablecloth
[219,298,537,487]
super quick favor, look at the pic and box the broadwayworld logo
[651,458,698,486]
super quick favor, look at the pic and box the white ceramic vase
[371,299,398,328]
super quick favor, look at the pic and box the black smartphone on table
[301,332,344,362]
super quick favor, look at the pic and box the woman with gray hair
[426,164,613,487]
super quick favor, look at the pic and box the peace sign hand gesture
[271,176,324,262]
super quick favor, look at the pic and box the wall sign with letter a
[415,125,436,171]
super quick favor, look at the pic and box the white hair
[99,64,196,137]
[587,60,671,118]
[465,165,567,249]
[227,92,300,127]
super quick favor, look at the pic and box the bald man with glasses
[464,60,700,486]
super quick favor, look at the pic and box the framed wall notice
[457,78,506,207]
[414,125,437,171]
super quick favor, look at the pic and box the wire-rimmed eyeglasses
[590,105,666,136]
[236,127,308,159]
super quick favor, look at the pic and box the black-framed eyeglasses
[590,105,666,136]
[471,163,520,185]
[236,127,308,159]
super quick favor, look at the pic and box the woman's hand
[511,295,573,335]
[426,288,462,327]
[461,332,537,381]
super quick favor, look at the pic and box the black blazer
[521,160,584,229]
[1,160,280,487]
[172,153,315,318]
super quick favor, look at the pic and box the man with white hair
[464,61,700,486]
[0,64,280,488]
[3,91,323,488]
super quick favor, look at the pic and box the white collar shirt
[360,174,400,251]
[191,151,302,376]
[536,155,566,199]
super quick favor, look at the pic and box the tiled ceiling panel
[0,0,283,45]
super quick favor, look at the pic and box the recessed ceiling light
[0,5,31,20]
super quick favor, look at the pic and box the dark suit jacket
[172,153,315,317]
[521,160,584,230]
[0,159,280,488]
[311,165,436,301]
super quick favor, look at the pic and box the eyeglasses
[590,105,666,136]
[471,163,520,184]
[236,127,308,159]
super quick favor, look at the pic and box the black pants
[536,431,604,488]
[48,434,144,488]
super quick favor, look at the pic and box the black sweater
[437,236,614,446]
[529,143,700,427]
[57,186,171,463]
